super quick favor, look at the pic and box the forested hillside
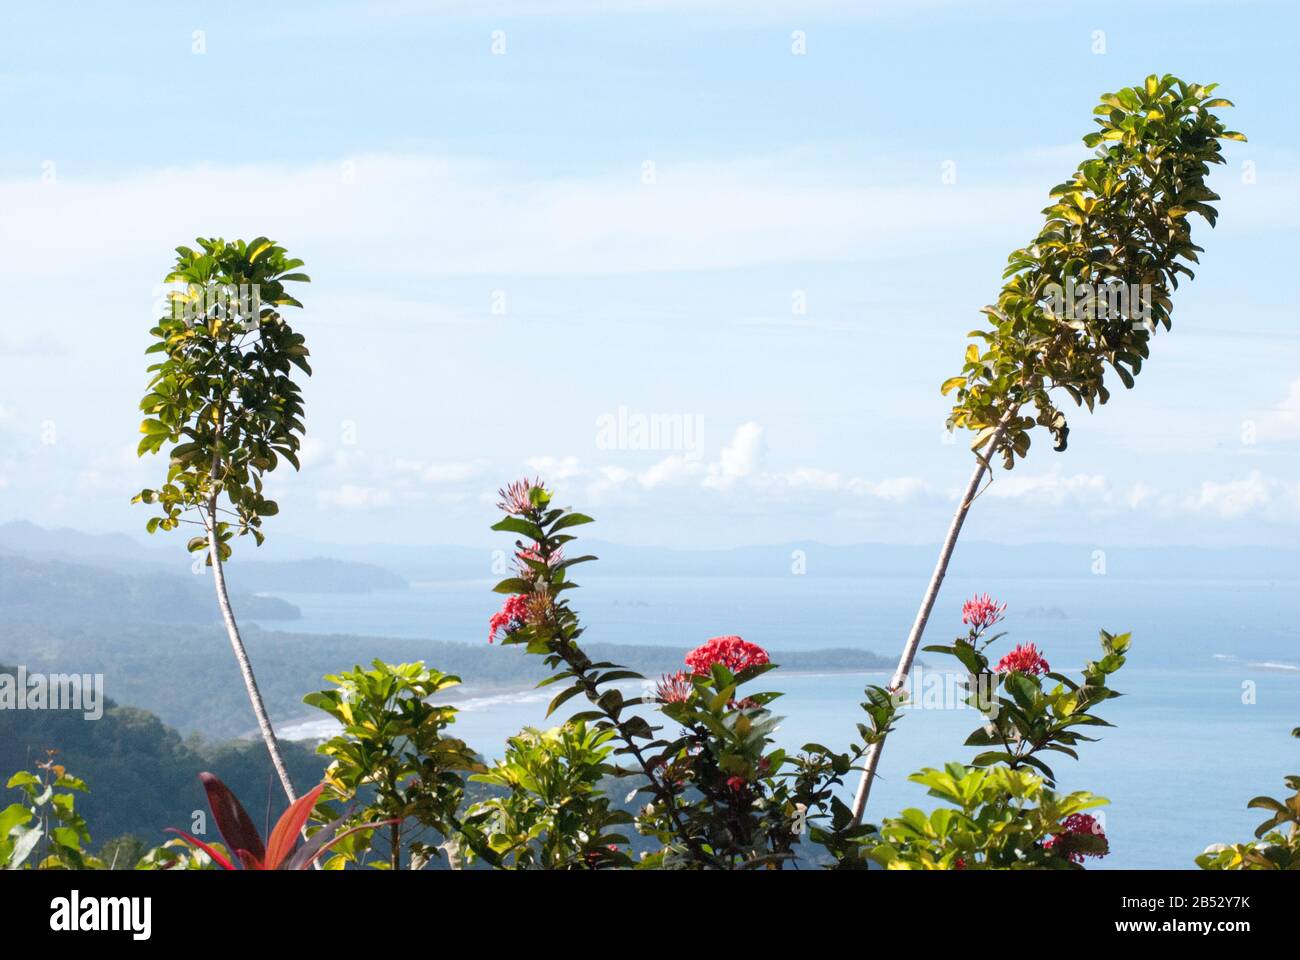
[0,666,326,853]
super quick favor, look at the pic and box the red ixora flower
[655,670,693,704]
[1044,813,1108,864]
[726,776,746,793]
[962,592,1007,630]
[496,477,542,516]
[996,643,1050,676]
[684,635,770,676]
[488,594,530,644]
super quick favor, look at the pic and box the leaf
[197,772,266,866]
[282,819,394,871]
[263,783,326,869]
[490,517,545,541]
[164,828,236,870]
[6,825,42,869]
[551,513,594,532]
[546,684,585,718]
[0,803,30,839]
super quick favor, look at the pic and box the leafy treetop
[133,237,311,560]
[944,76,1244,466]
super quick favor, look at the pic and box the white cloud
[1188,471,1273,520]
[703,421,763,490]
[317,484,393,511]
[984,469,1109,506]
[524,456,583,481]
[298,437,328,470]
[1255,377,1300,442]
[415,460,491,484]
[0,152,1039,288]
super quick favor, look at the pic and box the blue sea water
[256,574,1300,869]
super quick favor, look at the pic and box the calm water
[256,574,1300,869]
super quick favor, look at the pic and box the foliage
[0,663,326,844]
[1197,728,1300,870]
[133,236,311,559]
[943,76,1243,465]
[464,722,635,869]
[135,837,230,871]
[304,660,485,869]
[868,603,1129,869]
[98,834,148,870]
[923,614,1131,785]
[870,764,1108,870]
[487,478,898,868]
[1,752,102,869]
[637,652,896,869]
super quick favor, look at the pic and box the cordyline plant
[133,237,311,804]
[852,75,1245,821]
[169,773,391,870]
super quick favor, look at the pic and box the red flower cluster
[655,670,693,704]
[996,642,1050,676]
[488,594,529,644]
[684,635,770,675]
[1044,813,1108,864]
[726,776,746,793]
[962,592,1007,630]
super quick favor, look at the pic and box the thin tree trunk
[850,423,1007,823]
[205,505,299,805]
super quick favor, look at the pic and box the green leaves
[945,77,1242,468]
[1197,732,1300,870]
[872,764,1110,870]
[2,755,102,870]
[134,237,311,559]
[465,722,634,870]
[303,660,483,869]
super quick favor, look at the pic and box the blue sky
[1,0,1297,550]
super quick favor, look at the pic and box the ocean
[256,573,1300,869]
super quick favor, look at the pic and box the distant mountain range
[5,519,1296,586]
[0,521,896,738]
[0,553,298,624]
[0,520,407,596]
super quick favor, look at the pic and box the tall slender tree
[134,237,311,804]
[851,76,1244,822]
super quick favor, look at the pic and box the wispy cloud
[0,152,1040,288]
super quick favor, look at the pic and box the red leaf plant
[168,772,394,870]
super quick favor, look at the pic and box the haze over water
[263,573,1300,869]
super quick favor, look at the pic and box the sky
[0,0,1297,551]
